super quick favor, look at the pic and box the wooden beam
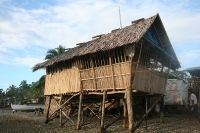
[99,90,106,133]
[62,110,74,124]
[91,57,97,90]
[160,95,164,123]
[45,96,52,120]
[145,95,148,130]
[109,51,115,91]
[59,95,63,127]
[133,99,158,132]
[104,116,122,130]
[126,88,133,133]
[52,96,74,124]
[83,104,100,119]
[123,94,127,128]
[44,93,79,124]
[76,92,83,130]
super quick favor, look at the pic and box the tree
[0,89,5,107]
[45,45,65,60]
[163,69,188,79]
[18,80,31,101]
[6,85,18,98]
[31,45,66,98]
[32,45,66,72]
[28,75,45,98]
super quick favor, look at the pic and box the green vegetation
[0,45,66,107]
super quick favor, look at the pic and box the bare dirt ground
[0,109,200,133]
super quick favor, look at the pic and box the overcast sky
[0,0,200,90]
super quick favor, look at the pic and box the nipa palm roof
[33,13,180,70]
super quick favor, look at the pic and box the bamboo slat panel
[114,75,130,89]
[80,69,93,79]
[96,77,113,90]
[113,62,130,75]
[131,66,166,94]
[80,62,131,90]
[95,66,112,77]
[82,80,94,90]
[44,68,80,95]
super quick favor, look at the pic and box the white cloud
[178,50,200,68]
[13,57,44,67]
[0,0,199,69]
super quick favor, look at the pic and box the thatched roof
[33,13,180,70]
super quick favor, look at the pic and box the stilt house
[33,13,180,132]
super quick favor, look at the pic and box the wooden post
[46,95,52,120]
[160,95,164,123]
[145,95,148,130]
[76,92,83,130]
[59,95,63,127]
[199,85,200,112]
[109,51,115,91]
[91,56,97,90]
[126,89,133,133]
[133,99,158,132]
[117,98,121,117]
[99,90,106,133]
[123,93,127,128]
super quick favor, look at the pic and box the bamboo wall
[80,62,131,91]
[44,96,71,116]
[44,68,80,95]
[131,65,166,94]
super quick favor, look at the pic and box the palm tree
[31,45,66,98]
[32,45,66,72]
[45,45,65,60]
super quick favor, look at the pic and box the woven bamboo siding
[114,62,131,89]
[80,69,93,79]
[131,65,166,94]
[44,97,71,116]
[95,66,112,77]
[80,69,95,90]
[80,62,131,90]
[95,66,113,90]
[113,63,130,75]
[44,68,80,95]
[82,80,94,90]
[96,77,113,90]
